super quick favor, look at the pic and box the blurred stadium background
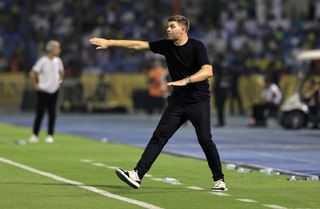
[0,0,319,113]
[0,1,320,209]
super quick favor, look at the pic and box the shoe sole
[45,141,54,143]
[212,187,228,191]
[115,168,140,189]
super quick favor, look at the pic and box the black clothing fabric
[304,88,320,128]
[252,102,279,126]
[33,90,59,135]
[134,99,224,181]
[149,39,211,104]
[215,89,228,126]
[229,71,244,115]
[213,66,231,126]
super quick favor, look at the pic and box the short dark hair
[168,15,190,32]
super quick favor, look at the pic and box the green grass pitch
[0,123,319,209]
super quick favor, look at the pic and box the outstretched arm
[89,38,150,50]
[167,64,213,86]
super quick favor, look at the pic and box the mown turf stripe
[0,156,163,209]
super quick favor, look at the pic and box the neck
[174,34,188,46]
[47,53,55,59]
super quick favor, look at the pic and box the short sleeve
[195,41,210,67]
[32,57,44,73]
[57,57,64,72]
[149,39,169,55]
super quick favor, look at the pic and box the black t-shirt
[149,38,211,103]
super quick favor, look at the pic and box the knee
[49,112,56,119]
[150,132,168,146]
[197,134,214,146]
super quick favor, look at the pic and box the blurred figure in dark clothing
[88,74,110,103]
[304,79,320,129]
[248,77,282,127]
[229,49,245,115]
[213,55,231,127]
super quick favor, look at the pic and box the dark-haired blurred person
[87,73,110,103]
[213,54,230,127]
[29,40,64,143]
[89,15,227,191]
[248,77,282,127]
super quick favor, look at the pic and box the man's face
[166,21,185,40]
[52,44,61,56]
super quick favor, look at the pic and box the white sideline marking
[0,157,163,209]
[237,198,257,203]
[93,163,117,170]
[80,159,93,163]
[210,192,231,196]
[150,178,164,182]
[186,186,204,191]
[144,174,152,177]
[81,160,117,170]
[93,163,106,167]
[264,204,288,209]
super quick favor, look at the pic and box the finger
[89,38,99,42]
[89,38,97,43]
[89,40,99,45]
[89,39,102,44]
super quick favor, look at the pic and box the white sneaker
[212,179,228,191]
[115,168,141,189]
[45,135,54,143]
[29,134,39,143]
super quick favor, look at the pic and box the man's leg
[253,104,266,126]
[47,91,58,135]
[32,92,47,136]
[187,100,224,181]
[215,90,227,126]
[134,103,187,179]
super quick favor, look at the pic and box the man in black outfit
[89,15,227,191]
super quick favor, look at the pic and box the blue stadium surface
[1,113,319,177]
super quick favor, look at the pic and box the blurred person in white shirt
[29,40,64,143]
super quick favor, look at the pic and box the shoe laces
[214,179,225,188]
[128,170,140,181]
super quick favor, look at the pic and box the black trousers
[32,90,59,136]
[252,102,279,126]
[215,88,228,126]
[134,99,224,181]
